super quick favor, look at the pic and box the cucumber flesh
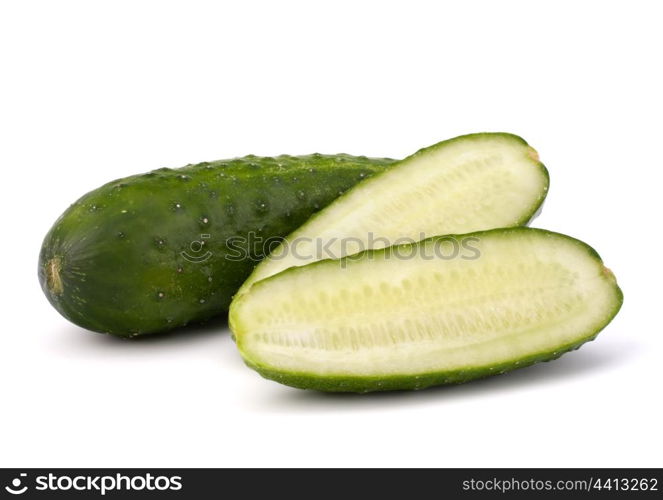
[238,133,549,295]
[229,228,622,392]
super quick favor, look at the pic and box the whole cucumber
[39,154,394,336]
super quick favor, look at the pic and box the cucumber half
[229,228,622,392]
[238,133,549,295]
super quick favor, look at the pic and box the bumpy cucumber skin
[38,154,393,337]
[237,132,550,296]
[231,228,623,393]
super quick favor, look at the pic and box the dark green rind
[39,154,394,337]
[232,227,623,393]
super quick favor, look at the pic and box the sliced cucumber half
[238,133,549,295]
[230,228,622,392]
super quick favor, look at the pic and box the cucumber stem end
[46,256,64,296]
[527,146,540,162]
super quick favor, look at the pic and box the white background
[1,1,661,467]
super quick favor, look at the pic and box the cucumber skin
[232,228,623,393]
[38,154,394,337]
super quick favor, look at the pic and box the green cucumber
[229,228,622,392]
[238,133,549,295]
[39,154,394,336]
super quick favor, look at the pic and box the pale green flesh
[231,229,621,380]
[238,133,548,295]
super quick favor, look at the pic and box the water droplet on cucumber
[256,201,268,213]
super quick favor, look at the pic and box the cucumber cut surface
[238,133,549,295]
[229,228,622,392]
